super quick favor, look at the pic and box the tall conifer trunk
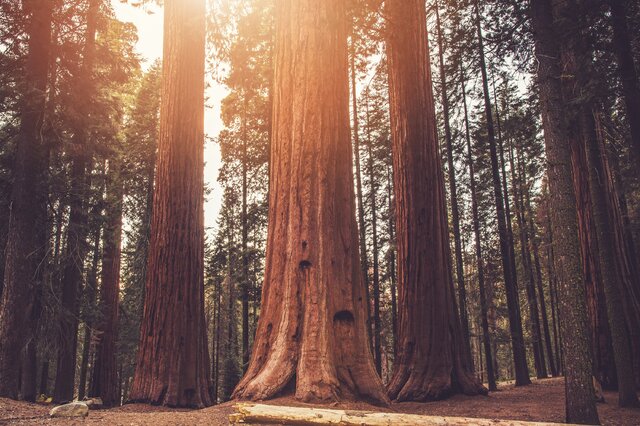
[461,63,496,392]
[129,0,211,407]
[232,0,388,405]
[54,0,100,402]
[473,0,529,386]
[91,162,123,406]
[435,2,471,360]
[0,0,53,399]
[530,0,600,422]
[384,0,486,401]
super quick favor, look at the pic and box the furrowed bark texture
[569,128,616,389]
[0,0,53,399]
[231,0,388,405]
[384,0,486,402]
[530,0,600,423]
[90,163,123,407]
[129,0,211,408]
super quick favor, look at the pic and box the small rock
[49,402,89,418]
[84,397,104,409]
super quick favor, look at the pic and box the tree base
[387,366,487,402]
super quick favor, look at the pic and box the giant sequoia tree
[384,0,486,402]
[129,0,211,408]
[232,0,388,404]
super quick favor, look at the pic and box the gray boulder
[49,402,89,418]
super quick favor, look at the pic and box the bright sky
[111,1,227,235]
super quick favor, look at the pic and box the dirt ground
[1,378,639,425]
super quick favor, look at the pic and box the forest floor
[1,378,639,425]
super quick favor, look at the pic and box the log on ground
[229,403,577,425]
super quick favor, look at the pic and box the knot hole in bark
[299,260,312,270]
[333,310,354,323]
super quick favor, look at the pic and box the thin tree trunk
[386,165,397,356]
[364,96,382,376]
[39,361,50,396]
[525,185,558,377]
[129,0,211,407]
[0,0,53,399]
[213,279,222,403]
[78,226,102,401]
[241,96,250,374]
[385,0,486,401]
[91,161,123,406]
[510,142,546,379]
[350,45,373,345]
[435,2,471,362]
[461,61,496,392]
[473,0,529,386]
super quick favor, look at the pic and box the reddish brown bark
[584,110,638,406]
[90,162,123,407]
[568,124,616,389]
[129,0,211,408]
[0,0,53,399]
[384,0,486,402]
[232,0,388,405]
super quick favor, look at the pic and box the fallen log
[229,403,575,425]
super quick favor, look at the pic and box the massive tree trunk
[461,63,496,392]
[530,0,600,422]
[129,0,211,408]
[435,2,471,361]
[0,0,53,399]
[384,0,486,402]
[474,0,530,386]
[90,162,123,407]
[54,0,100,403]
[232,0,388,405]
